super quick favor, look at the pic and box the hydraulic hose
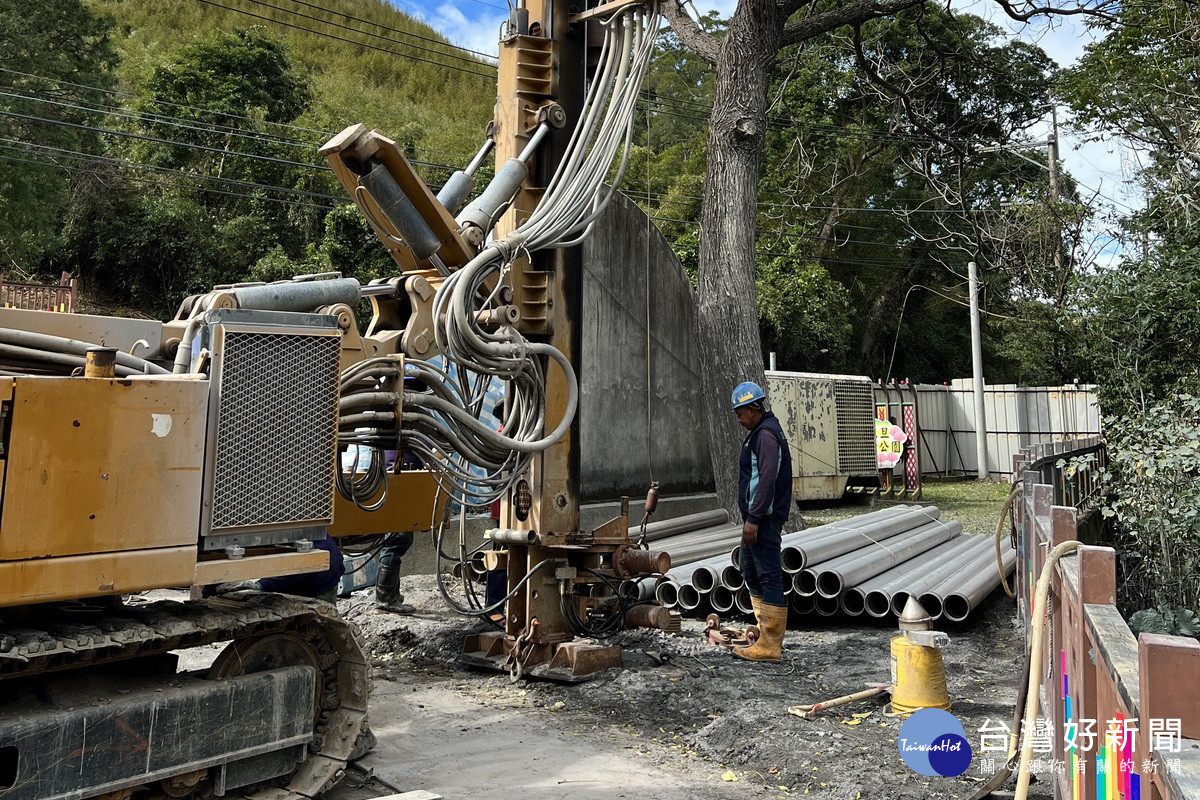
[172,316,204,374]
[1014,540,1082,800]
[996,482,1023,598]
[0,328,168,374]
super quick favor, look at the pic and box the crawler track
[0,592,370,799]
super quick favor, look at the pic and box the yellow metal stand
[889,634,951,715]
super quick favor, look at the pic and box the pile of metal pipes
[648,504,1015,624]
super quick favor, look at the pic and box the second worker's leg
[376,532,415,614]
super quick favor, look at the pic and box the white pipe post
[769,351,777,371]
[968,260,988,481]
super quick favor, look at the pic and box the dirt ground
[333,563,1049,800]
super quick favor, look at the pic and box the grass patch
[798,479,1013,536]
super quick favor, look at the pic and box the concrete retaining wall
[579,191,713,500]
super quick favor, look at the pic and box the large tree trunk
[696,0,781,519]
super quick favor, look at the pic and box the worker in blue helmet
[730,380,793,661]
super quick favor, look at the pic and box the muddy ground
[336,565,1049,800]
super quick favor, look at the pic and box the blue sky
[402,0,1139,267]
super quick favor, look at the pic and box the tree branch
[988,0,1120,22]
[660,1,720,66]
[777,0,820,20]
[850,23,965,153]
[780,0,925,48]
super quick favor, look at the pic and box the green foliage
[1058,1,1200,241]
[1102,393,1200,613]
[994,301,1092,387]
[320,203,395,282]
[636,6,1066,381]
[65,188,218,316]
[1080,248,1200,411]
[3,0,492,318]
[0,0,116,268]
[247,204,394,326]
[1128,605,1200,640]
[145,27,312,129]
[87,0,493,159]
[756,246,852,370]
[1059,1,1200,410]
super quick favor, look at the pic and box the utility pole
[1047,106,1063,280]
[968,260,988,481]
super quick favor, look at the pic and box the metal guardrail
[1015,439,1200,800]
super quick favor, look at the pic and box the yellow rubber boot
[734,602,787,662]
[749,594,763,626]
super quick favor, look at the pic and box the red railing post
[1050,506,1079,797]
[1137,634,1200,800]
[1073,546,1117,800]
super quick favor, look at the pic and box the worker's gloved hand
[741,521,758,546]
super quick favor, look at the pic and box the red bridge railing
[1015,439,1200,800]
[0,272,77,313]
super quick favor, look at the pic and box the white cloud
[388,0,504,58]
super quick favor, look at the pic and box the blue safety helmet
[731,381,766,410]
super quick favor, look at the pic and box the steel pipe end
[942,594,970,623]
[813,594,840,617]
[789,594,815,615]
[709,585,735,613]
[691,566,718,593]
[781,546,805,574]
[720,565,744,591]
[655,581,680,608]
[889,591,911,618]
[796,570,818,597]
[865,590,893,619]
[840,589,866,616]
[729,546,742,567]
[678,584,703,611]
[734,587,753,615]
[917,593,943,620]
[816,572,843,599]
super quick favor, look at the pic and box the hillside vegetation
[0,0,493,315]
[88,0,495,159]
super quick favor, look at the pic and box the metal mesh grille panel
[834,379,878,474]
[210,329,340,531]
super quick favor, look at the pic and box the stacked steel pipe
[642,504,1015,624]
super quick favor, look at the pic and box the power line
[0,66,334,140]
[194,0,497,79]
[277,0,499,59]
[0,107,326,170]
[621,187,962,216]
[0,107,466,177]
[1,87,464,173]
[648,214,930,253]
[0,152,336,211]
[0,88,319,152]
[234,0,497,69]
[0,68,479,164]
[0,137,345,203]
[638,90,966,146]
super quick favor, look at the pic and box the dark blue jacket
[258,537,345,597]
[738,411,793,527]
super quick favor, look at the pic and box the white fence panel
[884,382,1102,478]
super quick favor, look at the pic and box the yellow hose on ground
[1014,539,1082,800]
